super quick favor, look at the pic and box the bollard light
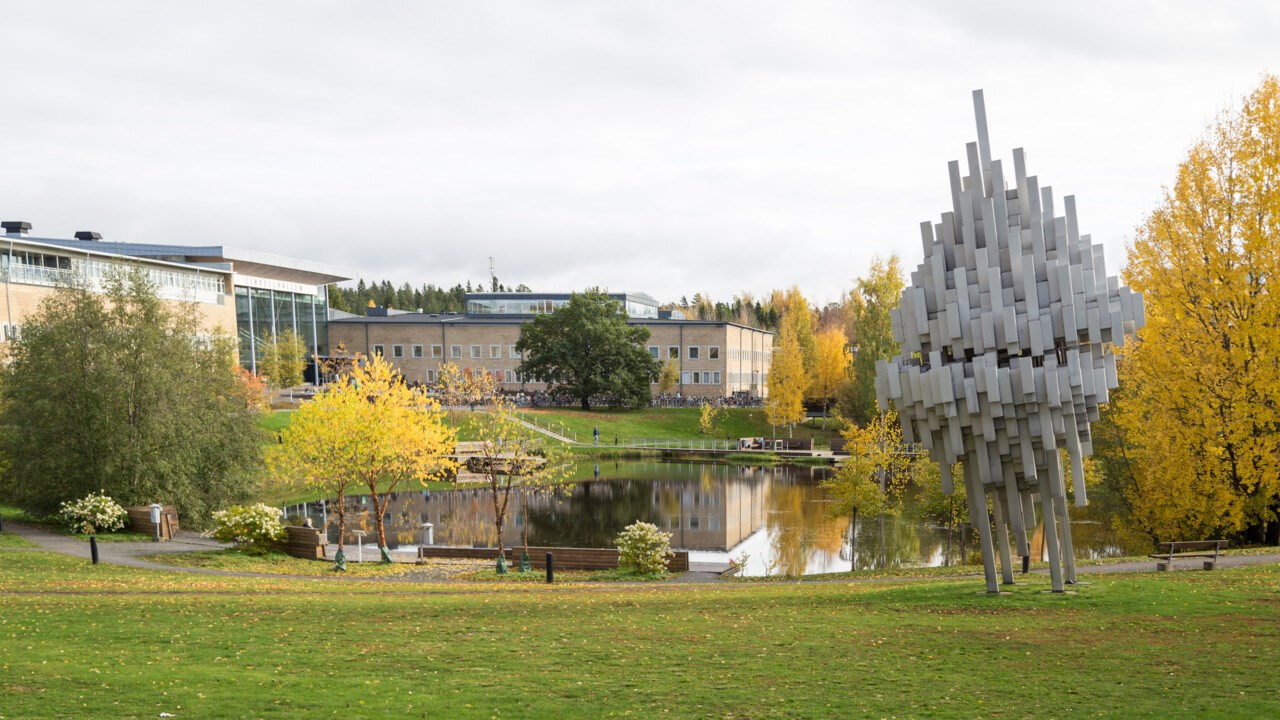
[545,552,554,583]
[90,535,99,565]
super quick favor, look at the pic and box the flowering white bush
[210,503,286,547]
[615,520,674,574]
[58,492,128,535]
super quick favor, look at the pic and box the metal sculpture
[875,90,1145,593]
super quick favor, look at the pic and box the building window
[681,371,691,384]
[490,344,501,358]
[371,344,385,356]
[432,344,443,358]
[392,345,404,358]
[648,346,659,359]
[712,371,721,385]
[426,369,436,382]
[412,344,424,358]
[688,346,700,360]
[504,370,514,383]
[450,345,462,359]
[692,372,701,384]
[470,345,482,359]
[668,346,679,359]
[708,346,719,360]
[509,345,519,359]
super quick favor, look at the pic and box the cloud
[0,1,1276,305]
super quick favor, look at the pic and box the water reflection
[282,461,1134,577]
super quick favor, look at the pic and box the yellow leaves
[1113,74,1280,541]
[270,353,458,498]
[811,327,851,408]
[766,323,808,429]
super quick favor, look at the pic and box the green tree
[515,290,660,410]
[0,268,263,524]
[257,328,308,388]
[837,256,904,426]
[1106,75,1280,545]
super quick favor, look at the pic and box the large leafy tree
[765,323,808,435]
[257,328,308,388]
[516,290,660,410]
[811,327,851,427]
[0,268,263,524]
[1105,75,1280,545]
[837,255,904,425]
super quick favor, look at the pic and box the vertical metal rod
[90,536,99,565]
[545,553,554,583]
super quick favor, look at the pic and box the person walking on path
[593,426,599,445]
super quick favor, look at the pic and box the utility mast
[489,256,498,291]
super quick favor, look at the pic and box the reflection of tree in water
[524,480,662,548]
[767,475,847,577]
[840,515,925,571]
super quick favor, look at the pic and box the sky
[2,1,1277,307]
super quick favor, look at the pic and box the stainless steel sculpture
[875,90,1145,593]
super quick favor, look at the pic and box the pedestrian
[593,426,599,445]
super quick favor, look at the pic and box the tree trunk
[581,396,590,410]
[372,492,391,563]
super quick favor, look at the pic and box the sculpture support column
[992,490,1015,585]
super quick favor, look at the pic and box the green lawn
[258,409,293,434]
[521,407,842,447]
[0,549,1277,718]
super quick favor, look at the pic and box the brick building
[328,292,774,399]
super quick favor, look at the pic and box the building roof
[328,311,771,333]
[31,238,354,286]
[1,234,235,278]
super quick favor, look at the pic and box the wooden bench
[1149,540,1227,571]
[277,526,327,560]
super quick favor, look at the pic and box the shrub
[615,520,674,574]
[210,503,286,548]
[58,492,128,535]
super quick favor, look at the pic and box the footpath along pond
[284,461,1135,577]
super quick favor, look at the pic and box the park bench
[1149,540,1227,571]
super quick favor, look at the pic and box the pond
[284,460,1134,577]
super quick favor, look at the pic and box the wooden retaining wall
[123,505,179,540]
[278,526,327,560]
[418,545,689,572]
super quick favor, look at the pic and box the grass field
[521,407,842,447]
[1,549,1277,718]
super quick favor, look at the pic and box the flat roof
[329,312,771,334]
[465,291,660,306]
[31,238,354,286]
[1,235,235,278]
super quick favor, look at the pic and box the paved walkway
[4,520,1279,586]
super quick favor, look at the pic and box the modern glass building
[35,235,353,373]
[464,291,662,319]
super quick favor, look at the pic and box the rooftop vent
[74,231,102,241]
[2,221,32,235]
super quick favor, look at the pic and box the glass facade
[235,286,329,370]
[465,293,659,318]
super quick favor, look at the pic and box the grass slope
[1,550,1277,718]
[522,407,841,447]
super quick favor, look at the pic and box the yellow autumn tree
[766,323,808,436]
[811,327,851,427]
[780,285,817,385]
[1109,74,1280,544]
[269,377,367,570]
[275,353,457,563]
[823,410,926,523]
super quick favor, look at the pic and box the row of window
[730,347,769,362]
[680,371,721,385]
[648,345,722,361]
[423,367,525,384]
[371,344,524,360]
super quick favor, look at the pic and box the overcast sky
[3,1,1277,306]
